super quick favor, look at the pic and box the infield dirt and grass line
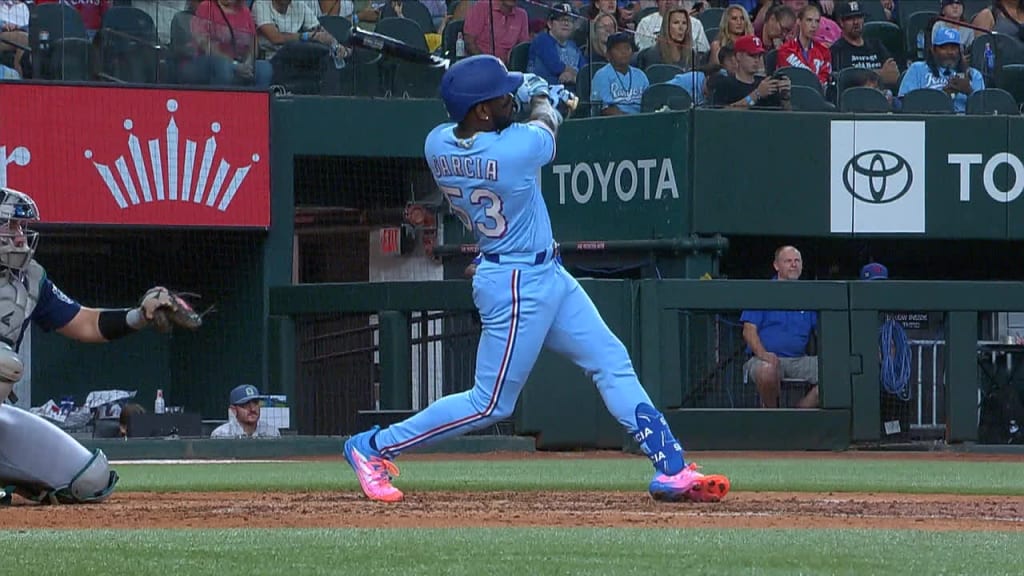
[2,451,1023,532]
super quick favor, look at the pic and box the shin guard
[633,403,685,476]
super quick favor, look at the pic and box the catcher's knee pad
[42,449,118,504]
[633,403,685,476]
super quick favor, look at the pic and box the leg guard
[633,403,685,476]
[0,404,118,504]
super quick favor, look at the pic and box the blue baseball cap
[860,262,888,280]
[933,26,961,46]
[229,384,262,405]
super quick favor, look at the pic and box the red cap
[734,35,765,55]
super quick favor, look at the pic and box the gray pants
[744,355,819,385]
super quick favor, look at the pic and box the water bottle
[154,389,165,414]
[39,30,50,53]
[455,32,466,59]
[984,42,995,76]
[331,42,347,70]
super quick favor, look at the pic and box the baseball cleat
[649,463,730,503]
[343,428,404,503]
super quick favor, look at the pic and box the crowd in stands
[1,0,1023,113]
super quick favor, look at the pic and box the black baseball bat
[319,16,450,69]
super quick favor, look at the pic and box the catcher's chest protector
[0,261,43,348]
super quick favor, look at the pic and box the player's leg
[344,264,561,501]
[0,405,117,504]
[542,266,729,502]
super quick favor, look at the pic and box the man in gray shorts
[740,245,819,408]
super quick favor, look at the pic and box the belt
[482,244,559,265]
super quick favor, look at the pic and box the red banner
[0,85,270,228]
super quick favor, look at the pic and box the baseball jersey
[2,261,81,350]
[777,38,832,85]
[425,122,555,256]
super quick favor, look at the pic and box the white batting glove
[515,73,549,108]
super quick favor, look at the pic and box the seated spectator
[843,67,895,107]
[254,0,334,59]
[583,0,632,32]
[898,27,983,113]
[0,0,28,78]
[636,7,696,69]
[761,4,796,49]
[711,34,791,108]
[741,245,819,409]
[718,44,739,75]
[668,64,727,105]
[420,0,448,32]
[36,0,110,40]
[829,1,898,86]
[528,3,585,87]
[118,403,146,438]
[777,4,832,85]
[934,0,976,51]
[754,0,840,45]
[317,0,355,18]
[584,12,617,65]
[464,0,529,64]
[187,0,271,87]
[591,31,649,114]
[210,384,281,439]
[710,4,754,65]
[970,0,1024,36]
[636,0,711,55]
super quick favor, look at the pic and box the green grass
[6,528,1024,576]
[112,457,1024,495]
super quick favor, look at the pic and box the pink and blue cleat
[649,463,731,503]
[343,426,404,503]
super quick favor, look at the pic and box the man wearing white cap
[210,385,281,439]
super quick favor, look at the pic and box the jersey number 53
[440,186,507,238]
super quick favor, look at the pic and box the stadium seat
[574,62,606,118]
[971,33,1024,84]
[442,19,464,61]
[381,0,436,34]
[508,41,530,73]
[698,7,725,31]
[998,64,1024,105]
[98,6,160,84]
[644,63,685,84]
[900,88,955,113]
[859,0,890,22]
[29,3,89,80]
[774,66,823,95]
[640,82,693,112]
[863,21,903,67]
[903,11,937,63]
[376,17,429,96]
[840,87,892,112]
[789,85,835,111]
[966,88,1020,115]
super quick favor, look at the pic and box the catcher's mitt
[140,287,206,333]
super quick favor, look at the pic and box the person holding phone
[710,34,792,109]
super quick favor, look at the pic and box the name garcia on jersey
[430,155,499,182]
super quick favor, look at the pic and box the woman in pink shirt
[186,0,271,86]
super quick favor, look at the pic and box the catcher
[0,187,202,505]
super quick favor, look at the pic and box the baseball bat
[322,17,451,69]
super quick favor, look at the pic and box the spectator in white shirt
[635,0,709,54]
[210,385,282,439]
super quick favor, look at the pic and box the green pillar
[378,311,411,410]
[945,311,978,443]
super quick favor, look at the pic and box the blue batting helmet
[440,55,524,122]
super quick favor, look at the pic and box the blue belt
[482,244,559,265]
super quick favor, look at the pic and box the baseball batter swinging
[0,187,193,504]
[344,55,730,504]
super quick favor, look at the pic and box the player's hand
[546,84,579,113]
[515,73,549,108]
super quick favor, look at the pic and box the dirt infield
[1,452,1022,531]
[3,490,1023,531]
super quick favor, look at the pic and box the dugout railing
[269,279,1024,450]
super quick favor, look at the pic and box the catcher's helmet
[440,55,524,122]
[0,187,39,272]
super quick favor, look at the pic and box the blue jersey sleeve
[897,62,926,96]
[510,122,556,168]
[591,66,614,107]
[31,278,82,332]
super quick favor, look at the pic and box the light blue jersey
[424,122,556,256]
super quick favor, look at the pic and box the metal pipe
[431,235,730,258]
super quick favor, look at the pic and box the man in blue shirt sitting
[528,3,585,88]
[740,245,819,409]
[898,27,983,113]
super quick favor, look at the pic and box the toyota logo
[842,150,913,204]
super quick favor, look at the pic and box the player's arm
[47,282,181,343]
[528,95,562,136]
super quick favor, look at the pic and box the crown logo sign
[85,99,261,212]
[0,145,31,189]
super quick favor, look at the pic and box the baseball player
[0,187,191,504]
[343,55,730,504]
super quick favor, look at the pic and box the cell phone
[772,71,785,81]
